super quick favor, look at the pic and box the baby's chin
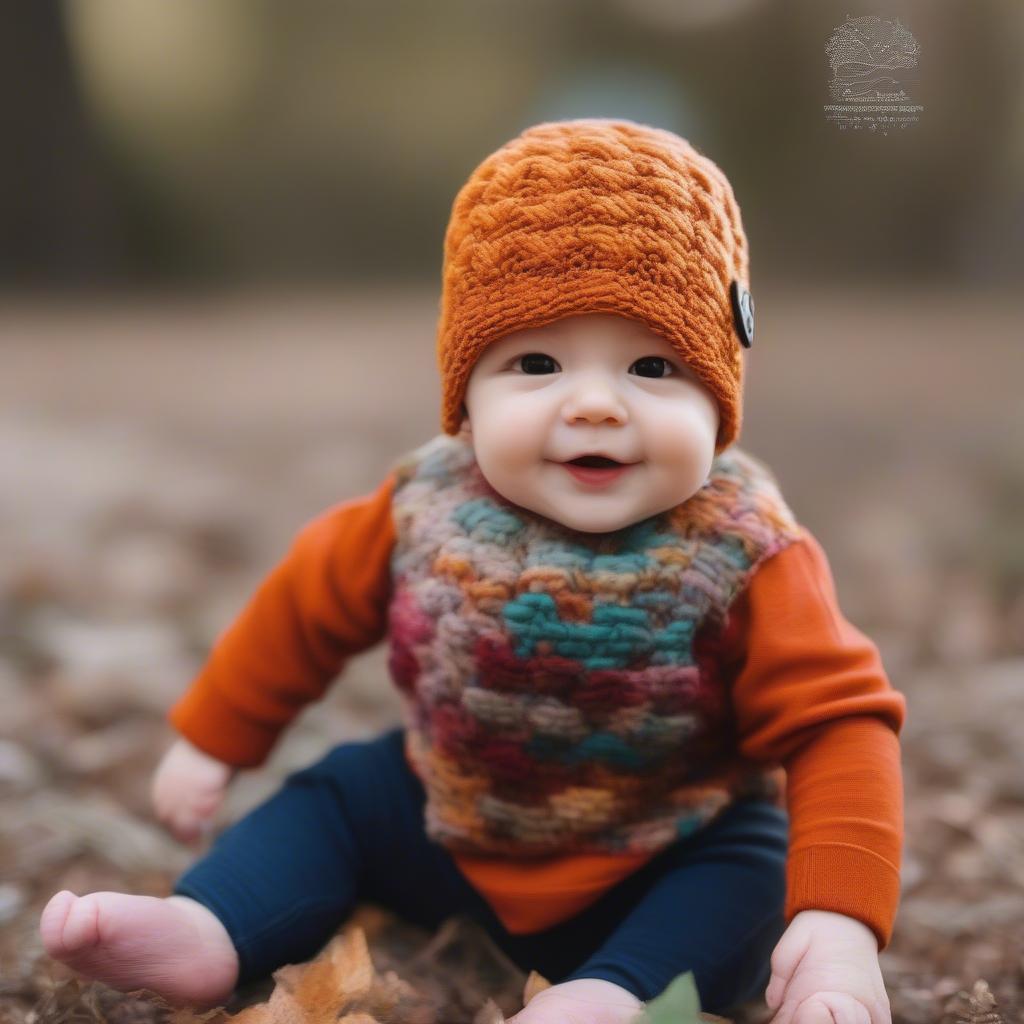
[529,497,650,535]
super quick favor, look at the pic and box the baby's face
[463,313,720,534]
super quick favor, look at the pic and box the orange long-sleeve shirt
[169,470,906,949]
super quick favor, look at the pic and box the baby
[40,119,906,1024]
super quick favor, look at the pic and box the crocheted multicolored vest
[386,430,803,858]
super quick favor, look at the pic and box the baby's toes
[40,891,100,957]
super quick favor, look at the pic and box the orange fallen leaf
[223,925,429,1024]
[521,970,552,1007]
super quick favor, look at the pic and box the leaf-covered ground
[1,288,1021,1024]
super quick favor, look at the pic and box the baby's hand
[765,910,891,1024]
[507,978,645,1024]
[151,737,237,844]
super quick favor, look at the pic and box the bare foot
[39,890,240,1008]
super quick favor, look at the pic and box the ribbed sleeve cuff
[785,842,902,951]
[167,672,282,768]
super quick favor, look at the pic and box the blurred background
[1,2,1022,1022]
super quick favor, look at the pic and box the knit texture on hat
[437,118,751,454]
[386,430,801,856]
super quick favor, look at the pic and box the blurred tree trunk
[0,2,125,286]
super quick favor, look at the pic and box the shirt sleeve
[167,470,397,767]
[724,526,907,950]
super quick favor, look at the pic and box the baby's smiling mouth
[567,455,624,468]
[554,454,637,487]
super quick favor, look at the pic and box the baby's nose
[563,376,628,424]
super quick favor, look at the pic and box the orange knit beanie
[436,118,755,454]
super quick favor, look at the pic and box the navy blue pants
[173,728,789,1012]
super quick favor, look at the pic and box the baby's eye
[515,353,560,374]
[630,356,675,379]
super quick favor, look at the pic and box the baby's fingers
[166,808,216,845]
[787,993,872,1024]
[167,817,202,844]
[789,998,836,1024]
[766,972,788,1010]
[154,794,220,843]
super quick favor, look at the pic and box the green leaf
[630,970,702,1024]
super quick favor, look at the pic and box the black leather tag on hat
[730,280,754,348]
